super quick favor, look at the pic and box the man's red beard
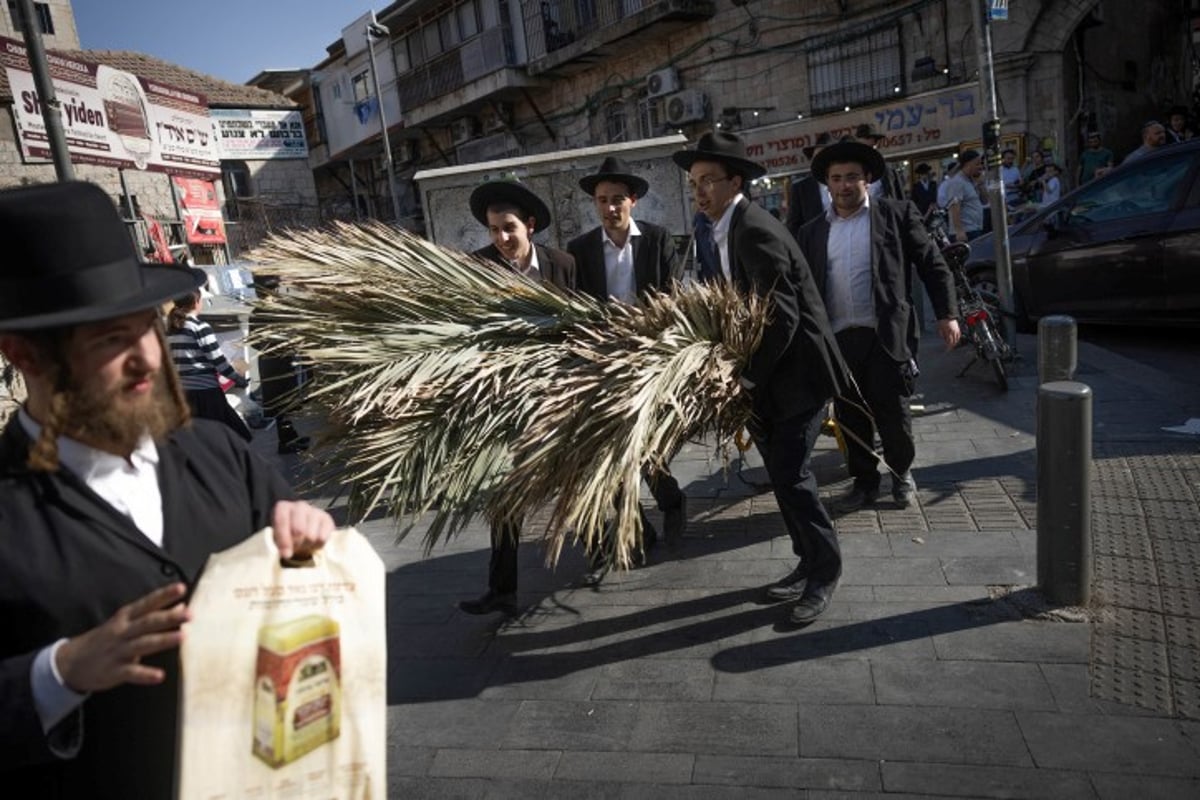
[56,366,178,454]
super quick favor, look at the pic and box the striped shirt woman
[167,290,252,440]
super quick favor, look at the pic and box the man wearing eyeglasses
[794,139,960,513]
[673,131,854,624]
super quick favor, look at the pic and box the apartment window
[393,38,411,74]
[807,26,902,114]
[221,161,252,219]
[422,22,442,58]
[604,101,628,143]
[351,70,372,102]
[439,13,459,48]
[7,1,54,35]
[458,0,480,38]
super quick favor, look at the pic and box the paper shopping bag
[178,527,386,799]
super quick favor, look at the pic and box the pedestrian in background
[1078,131,1114,184]
[944,149,986,242]
[1123,120,1166,164]
[167,275,251,441]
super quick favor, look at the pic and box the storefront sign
[739,84,982,175]
[172,176,227,244]
[1,36,219,177]
[210,108,308,160]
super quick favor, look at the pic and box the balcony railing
[525,0,715,71]
[397,24,518,112]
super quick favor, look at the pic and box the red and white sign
[172,176,226,244]
[1,36,220,177]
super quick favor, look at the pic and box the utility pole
[16,0,74,181]
[971,0,1016,347]
[365,14,401,222]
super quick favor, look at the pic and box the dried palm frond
[248,221,766,568]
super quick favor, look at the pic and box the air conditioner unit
[451,117,479,144]
[646,67,680,98]
[483,101,514,132]
[664,89,708,126]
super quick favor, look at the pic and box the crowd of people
[2,100,1194,792]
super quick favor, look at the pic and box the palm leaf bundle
[248,221,766,569]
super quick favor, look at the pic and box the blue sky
[73,1,368,84]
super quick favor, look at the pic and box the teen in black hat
[460,177,575,616]
[0,181,333,797]
[567,154,686,575]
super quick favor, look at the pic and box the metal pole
[971,0,1015,349]
[16,0,74,181]
[348,158,361,221]
[1037,315,1077,384]
[1036,381,1092,606]
[365,18,401,222]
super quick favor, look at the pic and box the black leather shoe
[838,482,879,512]
[663,498,686,549]
[788,581,837,624]
[765,563,809,602]
[892,472,917,508]
[458,591,517,616]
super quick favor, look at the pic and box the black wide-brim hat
[802,132,834,161]
[809,140,888,185]
[578,155,649,198]
[672,131,767,181]
[469,179,552,232]
[0,181,197,332]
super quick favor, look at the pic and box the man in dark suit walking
[459,178,576,616]
[795,139,960,511]
[567,157,687,567]
[673,131,855,624]
[910,162,939,221]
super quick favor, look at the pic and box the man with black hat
[674,131,854,624]
[795,138,960,511]
[567,156,686,566]
[459,177,575,616]
[786,131,833,239]
[0,181,334,797]
[910,162,939,221]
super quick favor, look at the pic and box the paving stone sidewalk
[265,331,1200,798]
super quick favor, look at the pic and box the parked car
[966,139,1200,328]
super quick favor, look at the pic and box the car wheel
[970,268,1034,334]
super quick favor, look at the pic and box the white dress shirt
[19,408,164,737]
[602,219,641,303]
[711,193,745,283]
[512,245,541,280]
[824,195,876,333]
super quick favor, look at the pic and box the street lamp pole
[365,16,401,222]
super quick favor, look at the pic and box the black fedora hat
[468,177,552,232]
[672,131,767,180]
[802,132,834,161]
[914,162,932,174]
[579,156,649,198]
[809,140,888,185]
[853,122,887,142]
[0,181,197,332]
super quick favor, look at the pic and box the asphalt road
[1078,324,1200,391]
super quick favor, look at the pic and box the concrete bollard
[1038,315,1077,384]
[1036,381,1092,606]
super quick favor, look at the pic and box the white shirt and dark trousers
[567,219,686,555]
[796,195,959,504]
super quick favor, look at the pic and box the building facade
[309,0,1197,232]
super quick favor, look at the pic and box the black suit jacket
[786,176,826,241]
[911,179,938,218]
[567,220,680,302]
[0,419,291,798]
[727,198,853,421]
[473,242,577,291]
[797,197,958,364]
